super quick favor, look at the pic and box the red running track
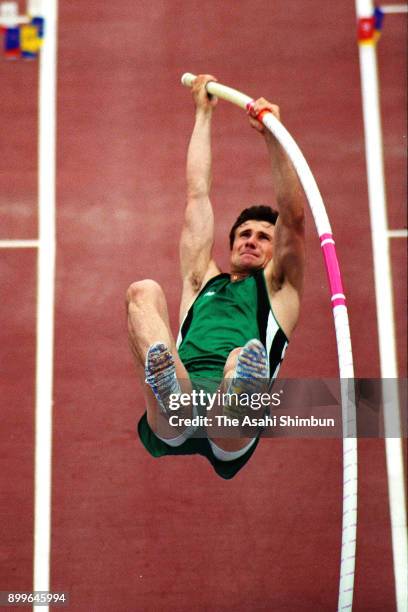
[0,1,406,610]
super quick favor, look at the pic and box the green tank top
[177,271,287,383]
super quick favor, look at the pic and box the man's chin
[239,260,263,272]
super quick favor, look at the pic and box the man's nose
[245,236,257,247]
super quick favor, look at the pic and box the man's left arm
[247,99,305,340]
[249,99,305,295]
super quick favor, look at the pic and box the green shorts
[137,412,260,480]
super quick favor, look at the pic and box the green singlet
[177,270,288,383]
[177,273,260,383]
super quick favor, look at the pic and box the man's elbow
[186,179,211,201]
[280,204,305,234]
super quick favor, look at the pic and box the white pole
[182,72,358,612]
[355,2,408,611]
[33,1,58,610]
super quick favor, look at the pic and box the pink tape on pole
[320,233,346,306]
[331,296,346,307]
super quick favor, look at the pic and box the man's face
[230,220,275,273]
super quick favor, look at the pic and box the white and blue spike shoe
[145,342,181,415]
[225,339,268,417]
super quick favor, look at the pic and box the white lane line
[0,240,39,248]
[33,2,58,611]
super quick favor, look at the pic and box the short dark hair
[229,205,278,249]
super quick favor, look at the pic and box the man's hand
[191,74,218,113]
[247,97,280,134]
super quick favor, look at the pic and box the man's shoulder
[202,260,223,283]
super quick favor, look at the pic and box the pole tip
[181,72,196,87]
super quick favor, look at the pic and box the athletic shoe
[145,342,181,415]
[224,338,268,418]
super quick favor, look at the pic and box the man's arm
[179,75,221,321]
[249,99,306,333]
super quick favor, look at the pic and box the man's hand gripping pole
[181,72,271,122]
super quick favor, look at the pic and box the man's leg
[126,279,193,439]
[209,339,268,453]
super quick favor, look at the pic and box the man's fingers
[248,116,264,132]
[191,74,219,106]
[192,74,218,88]
[248,98,280,121]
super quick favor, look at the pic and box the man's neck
[230,271,250,282]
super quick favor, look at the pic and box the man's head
[229,205,278,273]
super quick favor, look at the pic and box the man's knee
[126,279,164,308]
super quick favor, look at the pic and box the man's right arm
[179,75,220,321]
